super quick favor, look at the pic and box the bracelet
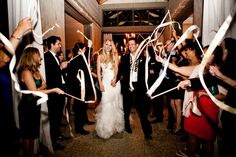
[11,35,21,40]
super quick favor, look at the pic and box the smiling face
[128,39,137,54]
[33,52,42,69]
[104,40,112,53]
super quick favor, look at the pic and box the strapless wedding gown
[95,62,124,139]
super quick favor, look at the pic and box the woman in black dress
[17,47,64,157]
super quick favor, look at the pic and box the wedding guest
[44,35,68,150]
[16,47,64,157]
[174,43,224,157]
[0,17,32,156]
[0,17,32,68]
[66,42,95,136]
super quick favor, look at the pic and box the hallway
[49,107,186,157]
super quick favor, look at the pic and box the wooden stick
[64,92,96,104]
[77,30,89,41]
[64,92,82,101]
[151,86,178,99]
[68,54,80,63]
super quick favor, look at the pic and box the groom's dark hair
[128,37,137,43]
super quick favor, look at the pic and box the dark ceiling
[103,8,166,27]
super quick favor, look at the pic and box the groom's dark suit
[117,53,152,137]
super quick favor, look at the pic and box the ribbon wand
[64,92,83,101]
[151,86,178,99]
[77,30,89,41]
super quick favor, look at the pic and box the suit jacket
[117,53,146,94]
[66,53,93,99]
[44,51,64,89]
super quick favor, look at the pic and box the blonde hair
[17,47,41,76]
[100,39,117,68]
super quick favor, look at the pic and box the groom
[117,37,152,140]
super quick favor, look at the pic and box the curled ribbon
[143,11,182,97]
[146,24,200,99]
[67,51,97,103]
[80,51,97,103]
[28,0,59,44]
[77,30,92,66]
[77,69,85,101]
[0,32,48,105]
[73,31,97,103]
[199,3,236,114]
[129,10,170,91]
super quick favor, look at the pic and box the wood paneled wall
[40,0,65,52]
[65,13,84,52]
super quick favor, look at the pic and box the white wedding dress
[95,62,124,139]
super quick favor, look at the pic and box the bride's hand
[111,78,116,87]
[100,84,105,92]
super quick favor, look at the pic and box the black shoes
[53,142,65,150]
[167,123,174,130]
[75,129,90,135]
[86,121,95,125]
[58,134,71,141]
[145,134,152,140]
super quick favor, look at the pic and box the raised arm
[209,65,236,88]
[0,17,32,68]
[155,55,196,77]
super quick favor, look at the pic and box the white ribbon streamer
[75,30,96,100]
[146,55,171,98]
[80,52,97,103]
[77,30,92,66]
[130,11,172,92]
[68,52,97,103]
[0,32,15,53]
[172,25,199,50]
[141,11,182,97]
[0,32,48,105]
[77,69,85,101]
[129,37,150,91]
[151,86,178,99]
[63,103,74,137]
[146,25,199,98]
[28,0,58,44]
[199,3,236,114]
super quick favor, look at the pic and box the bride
[95,39,124,139]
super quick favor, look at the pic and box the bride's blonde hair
[100,39,117,68]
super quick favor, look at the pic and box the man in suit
[118,37,152,140]
[44,35,68,150]
[66,42,95,135]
